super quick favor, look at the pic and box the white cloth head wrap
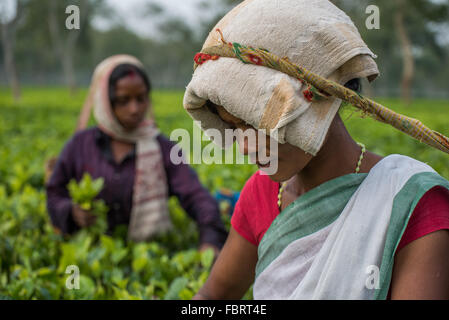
[183,0,379,155]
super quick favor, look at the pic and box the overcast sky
[1,0,448,44]
[93,0,216,39]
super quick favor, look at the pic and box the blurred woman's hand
[71,204,97,228]
[199,243,220,259]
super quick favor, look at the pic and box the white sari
[254,154,449,299]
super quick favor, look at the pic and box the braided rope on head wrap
[193,29,449,155]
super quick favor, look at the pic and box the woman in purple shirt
[46,55,227,254]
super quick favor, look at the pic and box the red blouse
[232,171,449,248]
[231,171,449,298]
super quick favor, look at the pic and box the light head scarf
[183,0,379,156]
[183,0,449,156]
[79,55,172,242]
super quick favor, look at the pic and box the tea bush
[0,88,447,299]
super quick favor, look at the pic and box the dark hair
[344,78,361,93]
[108,63,151,107]
[206,100,219,115]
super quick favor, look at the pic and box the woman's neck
[293,114,369,195]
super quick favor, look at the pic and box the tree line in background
[0,0,448,103]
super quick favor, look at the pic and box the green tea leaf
[200,248,214,269]
[164,277,189,300]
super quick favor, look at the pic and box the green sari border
[256,172,368,278]
[375,171,449,300]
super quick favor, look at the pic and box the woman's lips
[127,116,143,125]
[251,153,279,168]
[256,161,271,168]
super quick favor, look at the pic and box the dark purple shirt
[46,126,227,248]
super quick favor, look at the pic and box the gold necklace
[277,142,366,208]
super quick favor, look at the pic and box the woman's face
[215,105,313,182]
[112,74,149,131]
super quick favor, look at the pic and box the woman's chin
[260,166,299,183]
[258,168,284,182]
[123,122,141,131]
[256,158,290,181]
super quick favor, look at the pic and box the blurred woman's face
[112,74,149,131]
[215,105,313,182]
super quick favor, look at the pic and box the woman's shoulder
[231,170,280,246]
[374,154,434,173]
[235,170,279,211]
[393,154,449,192]
[70,126,99,143]
[369,154,449,191]
[61,127,100,154]
[396,185,449,254]
[243,170,279,195]
[155,133,175,150]
[155,133,187,167]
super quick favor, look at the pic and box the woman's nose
[127,99,140,113]
[236,129,258,155]
[238,138,249,155]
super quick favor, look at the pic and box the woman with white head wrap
[183,0,449,299]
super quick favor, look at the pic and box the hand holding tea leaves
[67,173,109,234]
[72,204,97,228]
